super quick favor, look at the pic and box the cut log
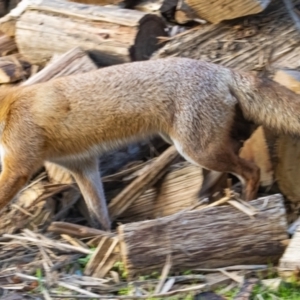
[3,0,167,65]
[179,0,271,24]
[278,227,300,279]
[272,69,300,203]
[0,54,31,83]
[118,194,287,277]
[118,162,203,223]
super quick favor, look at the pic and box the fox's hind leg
[172,138,260,201]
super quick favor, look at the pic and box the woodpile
[0,0,168,66]
[0,0,300,298]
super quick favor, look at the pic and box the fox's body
[0,57,299,230]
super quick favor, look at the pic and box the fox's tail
[229,70,300,135]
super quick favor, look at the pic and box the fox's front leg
[57,157,111,231]
[0,152,38,211]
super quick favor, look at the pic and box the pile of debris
[0,0,300,299]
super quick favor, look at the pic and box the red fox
[0,57,298,230]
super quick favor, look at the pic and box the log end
[130,14,168,61]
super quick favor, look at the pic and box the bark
[118,194,287,277]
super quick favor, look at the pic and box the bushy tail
[229,70,300,136]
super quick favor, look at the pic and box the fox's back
[19,58,238,157]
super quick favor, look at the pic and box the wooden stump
[118,194,287,277]
[4,0,167,65]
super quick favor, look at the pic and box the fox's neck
[0,86,19,123]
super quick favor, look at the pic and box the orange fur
[0,58,299,230]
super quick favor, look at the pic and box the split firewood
[0,53,31,83]
[278,227,300,279]
[0,0,167,66]
[108,145,179,221]
[118,194,287,277]
[272,69,300,203]
[176,0,271,24]
[118,162,203,223]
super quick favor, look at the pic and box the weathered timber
[180,0,271,24]
[118,194,287,277]
[118,162,203,223]
[4,0,167,65]
[0,53,31,83]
